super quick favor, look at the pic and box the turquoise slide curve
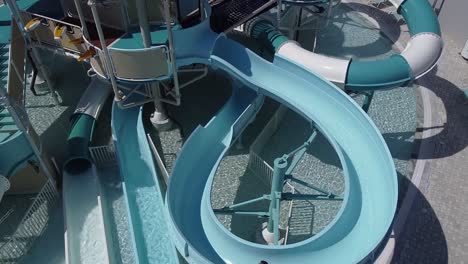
[165,21,398,263]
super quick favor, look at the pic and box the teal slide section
[346,55,412,90]
[398,0,441,36]
[64,114,96,174]
[347,0,440,90]
[166,84,262,263]
[166,21,398,263]
[247,0,440,91]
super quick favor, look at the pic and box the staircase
[0,43,8,90]
[0,42,31,179]
[0,43,19,143]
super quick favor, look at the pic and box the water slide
[62,78,112,264]
[58,0,438,262]
[165,17,397,263]
[111,97,179,264]
[247,0,442,90]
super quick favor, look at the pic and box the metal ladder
[0,44,19,136]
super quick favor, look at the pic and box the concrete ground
[347,1,468,263]
[393,22,468,264]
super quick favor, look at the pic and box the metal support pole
[212,210,270,216]
[72,0,89,39]
[215,195,269,211]
[135,0,151,48]
[282,192,343,201]
[325,0,334,27]
[361,91,374,113]
[163,0,180,103]
[266,157,288,236]
[144,0,173,129]
[286,176,340,197]
[285,128,317,174]
[88,0,121,102]
[277,0,282,28]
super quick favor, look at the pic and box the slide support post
[266,157,288,237]
[361,91,374,113]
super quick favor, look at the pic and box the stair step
[0,129,18,134]
[0,121,15,126]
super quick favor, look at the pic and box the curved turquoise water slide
[166,21,397,263]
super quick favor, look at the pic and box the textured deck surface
[348,1,468,263]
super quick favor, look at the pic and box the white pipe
[277,41,350,85]
[400,32,443,78]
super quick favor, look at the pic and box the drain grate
[89,145,117,168]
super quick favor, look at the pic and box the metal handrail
[108,45,170,52]
[73,0,90,39]
[85,0,183,107]
[163,0,181,105]
[107,45,174,81]
[88,0,122,102]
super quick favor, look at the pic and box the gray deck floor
[348,1,468,263]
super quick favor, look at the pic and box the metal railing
[248,151,274,185]
[86,0,183,109]
[0,179,59,262]
[0,87,57,186]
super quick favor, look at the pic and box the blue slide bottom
[166,21,398,264]
[112,102,179,264]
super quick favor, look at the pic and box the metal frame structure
[0,76,59,262]
[4,0,208,111]
[0,88,57,184]
[4,0,61,105]
[0,178,59,262]
[86,0,186,110]
[213,123,343,245]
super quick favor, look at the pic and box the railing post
[135,0,152,48]
[88,0,121,102]
[163,0,180,104]
[277,0,282,28]
[72,0,90,39]
[135,0,173,128]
